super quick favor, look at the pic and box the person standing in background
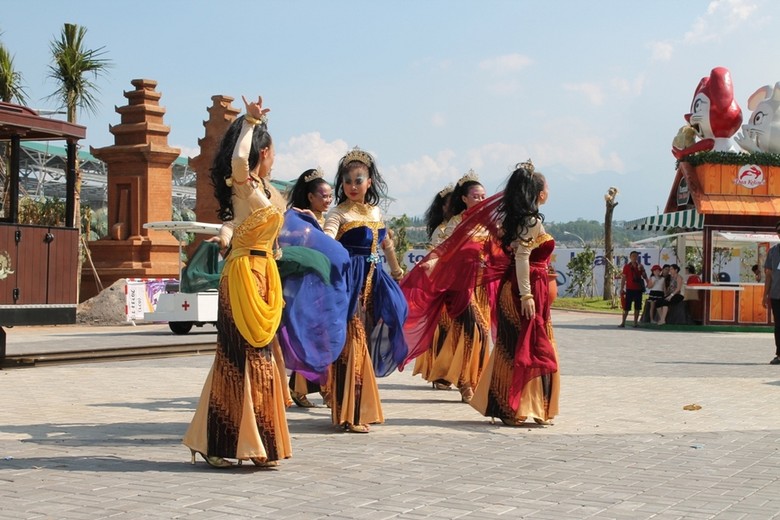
[763,221,780,365]
[619,251,648,328]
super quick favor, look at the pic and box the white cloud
[381,151,460,216]
[273,132,350,182]
[479,53,533,74]
[173,145,200,159]
[609,75,645,96]
[365,128,627,218]
[485,79,523,95]
[648,41,674,62]
[563,82,605,106]
[707,0,757,20]
[685,0,759,43]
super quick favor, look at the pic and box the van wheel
[169,321,193,335]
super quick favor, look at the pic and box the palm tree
[0,41,29,104]
[47,22,111,299]
[47,23,111,123]
[0,33,29,218]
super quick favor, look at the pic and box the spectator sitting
[646,265,666,324]
[656,263,685,325]
[752,264,762,282]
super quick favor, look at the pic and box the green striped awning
[624,209,704,231]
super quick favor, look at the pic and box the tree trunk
[67,100,84,302]
[603,201,618,300]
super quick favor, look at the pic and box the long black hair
[424,189,453,239]
[498,162,546,250]
[333,148,387,206]
[210,115,273,221]
[449,179,483,217]
[287,169,330,209]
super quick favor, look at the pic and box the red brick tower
[190,95,240,224]
[82,79,180,301]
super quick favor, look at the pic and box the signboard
[400,247,669,297]
[124,278,175,321]
[734,164,766,189]
[677,176,690,206]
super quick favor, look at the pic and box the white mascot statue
[735,82,780,154]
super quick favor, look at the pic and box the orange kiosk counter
[634,156,780,328]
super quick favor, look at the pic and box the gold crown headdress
[438,183,455,197]
[518,159,535,174]
[456,169,479,186]
[342,146,373,168]
[304,167,324,183]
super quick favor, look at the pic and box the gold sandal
[345,423,370,433]
[250,458,279,468]
[291,391,316,408]
[459,385,474,403]
[320,390,332,408]
[500,417,526,427]
[533,418,553,426]
[190,449,234,468]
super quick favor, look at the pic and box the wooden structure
[665,160,779,326]
[0,102,86,358]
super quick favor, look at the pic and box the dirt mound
[77,279,128,325]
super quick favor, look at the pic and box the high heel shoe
[250,458,279,468]
[459,385,474,403]
[500,416,526,427]
[190,448,234,468]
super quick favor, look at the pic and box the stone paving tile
[2,311,780,518]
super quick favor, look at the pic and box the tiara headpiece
[518,159,535,174]
[342,146,373,168]
[457,169,479,186]
[438,183,455,197]
[304,168,324,183]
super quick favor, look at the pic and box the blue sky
[4,0,780,222]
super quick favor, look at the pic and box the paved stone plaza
[1,311,779,519]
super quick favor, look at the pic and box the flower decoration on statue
[342,146,374,168]
[456,169,479,186]
[304,167,325,183]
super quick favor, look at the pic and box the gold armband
[244,114,267,126]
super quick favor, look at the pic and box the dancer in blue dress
[322,147,408,433]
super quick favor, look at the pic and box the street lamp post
[563,231,586,248]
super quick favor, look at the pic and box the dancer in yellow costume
[426,171,490,403]
[184,96,291,468]
[412,183,455,385]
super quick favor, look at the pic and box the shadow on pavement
[88,397,197,412]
